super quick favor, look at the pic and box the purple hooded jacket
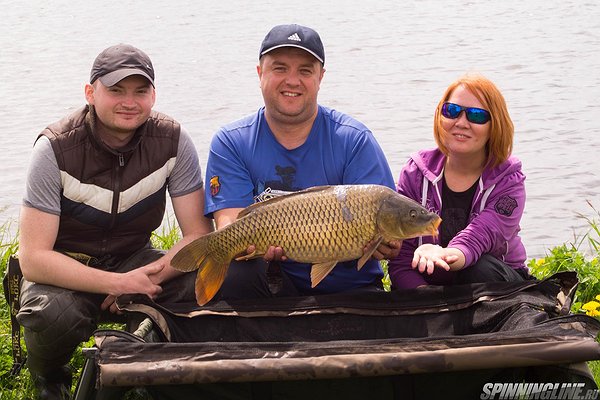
[388,148,528,289]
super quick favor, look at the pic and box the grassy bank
[1,209,599,398]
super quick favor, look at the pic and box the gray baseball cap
[90,44,155,87]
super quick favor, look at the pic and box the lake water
[1,0,599,259]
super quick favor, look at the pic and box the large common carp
[172,184,441,306]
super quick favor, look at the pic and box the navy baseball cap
[259,24,325,64]
[90,44,155,87]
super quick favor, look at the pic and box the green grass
[0,218,182,399]
[1,206,600,398]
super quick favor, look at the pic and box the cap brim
[261,44,324,64]
[98,68,155,87]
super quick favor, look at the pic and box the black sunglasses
[441,102,491,125]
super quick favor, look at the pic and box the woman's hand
[412,244,460,275]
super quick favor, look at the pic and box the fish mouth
[428,217,442,237]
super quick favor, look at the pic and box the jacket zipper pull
[118,153,124,167]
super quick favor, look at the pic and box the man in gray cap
[16,44,213,399]
[203,24,401,302]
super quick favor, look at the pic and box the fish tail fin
[171,234,229,306]
[195,255,229,306]
[171,235,212,272]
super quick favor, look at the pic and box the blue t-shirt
[205,105,395,294]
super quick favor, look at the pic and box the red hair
[433,74,514,168]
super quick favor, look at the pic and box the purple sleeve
[388,238,428,289]
[449,169,526,267]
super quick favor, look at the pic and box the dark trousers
[211,258,383,303]
[16,246,197,377]
[453,253,531,285]
[211,259,301,302]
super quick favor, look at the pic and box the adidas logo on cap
[259,24,325,64]
[287,33,301,41]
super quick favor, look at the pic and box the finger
[436,259,451,271]
[418,257,427,274]
[275,247,287,261]
[426,259,435,275]
[151,285,163,298]
[444,255,459,263]
[273,247,283,260]
[142,263,164,274]
[411,253,420,269]
[264,246,275,261]
[109,302,121,315]
[370,249,384,260]
[101,295,115,311]
[390,240,402,249]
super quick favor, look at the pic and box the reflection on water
[1,0,599,259]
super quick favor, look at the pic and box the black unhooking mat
[83,272,600,400]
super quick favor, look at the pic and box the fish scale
[241,186,379,262]
[172,184,441,305]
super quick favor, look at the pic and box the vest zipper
[102,153,124,253]
[111,153,123,228]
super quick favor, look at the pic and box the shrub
[528,201,600,317]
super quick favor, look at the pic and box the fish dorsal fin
[237,185,335,218]
[310,261,338,288]
[357,236,383,270]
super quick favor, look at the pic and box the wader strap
[2,255,26,376]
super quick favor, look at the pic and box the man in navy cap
[204,24,401,301]
[17,44,213,398]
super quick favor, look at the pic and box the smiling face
[257,47,325,128]
[440,84,491,160]
[85,74,155,146]
[441,85,490,158]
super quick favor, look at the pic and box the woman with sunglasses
[388,74,531,289]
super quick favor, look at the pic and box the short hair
[433,74,514,168]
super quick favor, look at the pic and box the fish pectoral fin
[357,236,383,270]
[234,249,266,261]
[310,261,338,288]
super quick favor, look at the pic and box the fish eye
[410,210,417,218]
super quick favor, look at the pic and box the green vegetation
[527,202,600,383]
[0,219,181,399]
[1,205,600,398]
[527,201,600,316]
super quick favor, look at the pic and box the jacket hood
[410,148,522,189]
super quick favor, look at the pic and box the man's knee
[17,281,101,352]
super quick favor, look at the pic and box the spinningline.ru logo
[480,382,598,400]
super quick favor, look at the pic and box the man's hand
[101,263,164,314]
[245,245,288,262]
[365,240,402,261]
